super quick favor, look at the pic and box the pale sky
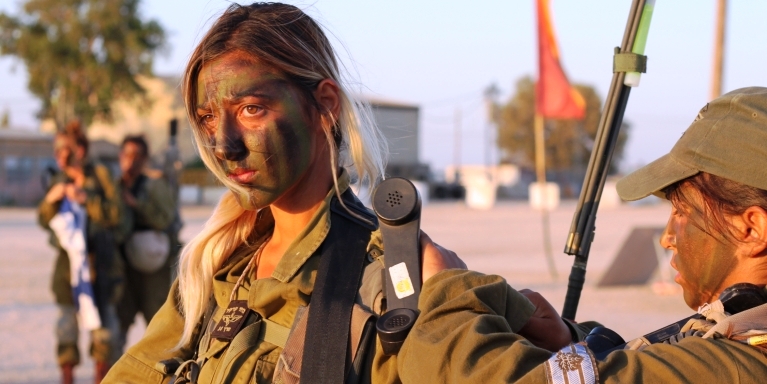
[1,0,766,174]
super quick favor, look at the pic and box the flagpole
[535,0,582,282]
[534,113,558,281]
[710,0,727,100]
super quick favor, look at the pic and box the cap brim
[616,153,700,201]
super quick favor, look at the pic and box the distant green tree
[0,0,165,128]
[494,76,629,175]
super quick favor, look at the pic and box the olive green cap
[617,87,767,201]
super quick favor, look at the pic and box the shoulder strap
[130,174,149,198]
[704,302,767,339]
[299,190,376,384]
[93,163,115,198]
[92,162,121,226]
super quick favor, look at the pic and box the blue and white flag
[48,198,101,330]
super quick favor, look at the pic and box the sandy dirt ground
[0,200,692,383]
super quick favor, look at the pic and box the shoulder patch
[545,343,598,384]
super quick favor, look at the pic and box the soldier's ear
[313,79,341,125]
[739,206,767,258]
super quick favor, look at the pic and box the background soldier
[38,121,123,384]
[115,135,179,356]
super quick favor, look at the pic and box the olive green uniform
[38,162,124,366]
[104,174,538,383]
[115,174,179,352]
[395,269,767,383]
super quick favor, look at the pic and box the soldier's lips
[228,169,256,183]
[670,255,681,284]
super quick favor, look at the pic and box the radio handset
[372,177,422,356]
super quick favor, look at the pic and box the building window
[5,156,34,183]
[38,157,57,173]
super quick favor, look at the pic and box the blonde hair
[175,3,387,348]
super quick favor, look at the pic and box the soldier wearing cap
[393,87,767,383]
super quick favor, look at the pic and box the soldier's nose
[213,118,248,162]
[660,225,675,250]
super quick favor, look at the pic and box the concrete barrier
[528,182,560,210]
[179,185,201,205]
[465,178,496,210]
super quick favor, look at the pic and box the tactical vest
[624,300,767,351]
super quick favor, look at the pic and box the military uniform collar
[210,171,354,310]
[268,171,352,283]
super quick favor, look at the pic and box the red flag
[536,0,585,119]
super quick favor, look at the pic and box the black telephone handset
[372,177,422,356]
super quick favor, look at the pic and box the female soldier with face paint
[104,4,575,383]
[102,3,471,383]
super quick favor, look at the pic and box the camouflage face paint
[664,184,738,309]
[196,51,317,210]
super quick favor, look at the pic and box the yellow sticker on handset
[389,262,415,299]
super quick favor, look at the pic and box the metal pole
[484,84,500,169]
[453,107,462,184]
[534,114,546,186]
[710,0,727,100]
[534,114,558,280]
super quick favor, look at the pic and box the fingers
[421,231,466,270]
[65,184,86,204]
[420,230,467,283]
[45,183,66,203]
[517,289,572,351]
[122,190,138,207]
[65,184,78,200]
[519,290,546,306]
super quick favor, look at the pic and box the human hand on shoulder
[517,289,572,352]
[65,183,87,204]
[122,189,138,208]
[44,183,67,203]
[420,231,466,283]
